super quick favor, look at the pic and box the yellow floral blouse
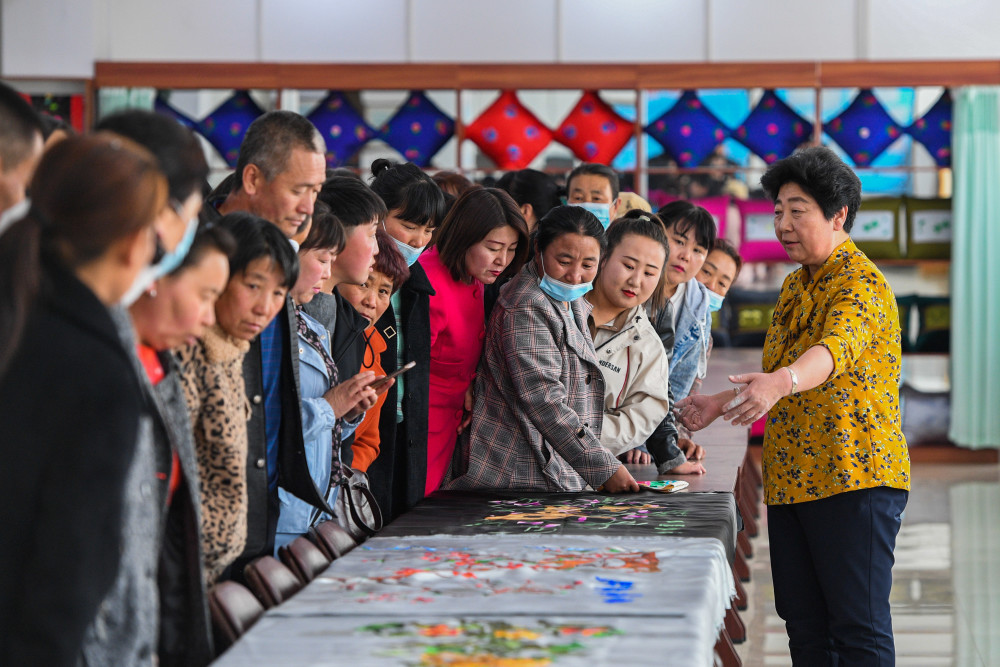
[761,238,910,505]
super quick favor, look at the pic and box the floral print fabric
[761,238,910,505]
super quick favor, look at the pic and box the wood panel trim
[637,62,819,89]
[96,60,1000,91]
[819,60,1000,87]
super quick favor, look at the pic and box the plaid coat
[447,263,620,492]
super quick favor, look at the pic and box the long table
[213,533,734,667]
[213,349,759,666]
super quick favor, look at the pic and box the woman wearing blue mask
[448,206,639,493]
[366,159,447,520]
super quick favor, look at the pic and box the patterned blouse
[761,238,910,505]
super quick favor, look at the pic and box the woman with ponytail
[0,134,167,666]
[365,159,446,519]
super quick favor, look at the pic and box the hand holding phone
[368,360,416,392]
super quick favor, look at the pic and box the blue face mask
[120,215,199,306]
[572,201,612,229]
[391,235,425,267]
[157,214,199,276]
[707,290,725,313]
[538,268,592,303]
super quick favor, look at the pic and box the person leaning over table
[675,146,909,667]
[447,205,639,494]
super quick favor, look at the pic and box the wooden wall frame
[93,60,1000,90]
[91,59,984,183]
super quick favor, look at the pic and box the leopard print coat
[176,325,252,585]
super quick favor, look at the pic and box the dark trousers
[768,486,908,667]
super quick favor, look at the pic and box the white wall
[4,0,1000,77]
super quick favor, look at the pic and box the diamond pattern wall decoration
[907,90,952,167]
[154,93,198,130]
[823,89,903,167]
[644,91,728,167]
[465,91,553,169]
[733,90,812,164]
[307,91,377,167]
[378,91,454,167]
[197,91,265,167]
[555,91,633,164]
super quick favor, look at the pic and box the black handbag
[334,465,383,540]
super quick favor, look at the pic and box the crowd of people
[0,79,909,667]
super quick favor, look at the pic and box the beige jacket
[592,305,672,457]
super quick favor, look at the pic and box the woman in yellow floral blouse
[676,146,909,666]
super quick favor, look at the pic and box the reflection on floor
[735,461,1000,667]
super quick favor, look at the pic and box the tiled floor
[735,460,1000,667]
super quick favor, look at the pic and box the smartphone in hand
[368,360,416,391]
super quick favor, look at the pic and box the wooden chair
[243,555,303,608]
[208,580,265,653]
[278,535,331,584]
[308,520,358,560]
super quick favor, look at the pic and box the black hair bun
[370,158,395,177]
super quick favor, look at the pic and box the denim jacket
[643,279,711,474]
[274,309,357,550]
[665,278,713,400]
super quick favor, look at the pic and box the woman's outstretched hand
[674,392,727,432]
[720,371,790,427]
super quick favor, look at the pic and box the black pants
[767,486,908,666]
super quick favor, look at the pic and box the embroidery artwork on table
[301,536,668,613]
[472,496,689,536]
[360,618,624,666]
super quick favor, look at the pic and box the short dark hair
[318,175,388,229]
[372,226,410,292]
[300,199,346,253]
[657,200,717,250]
[432,170,474,198]
[436,187,530,283]
[496,168,561,221]
[38,113,74,141]
[170,223,237,277]
[534,204,608,258]
[0,82,44,173]
[234,111,324,190]
[327,167,362,181]
[567,163,620,200]
[604,209,671,312]
[369,159,446,228]
[759,145,862,233]
[710,238,743,281]
[97,109,209,204]
[215,212,299,289]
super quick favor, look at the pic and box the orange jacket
[351,326,388,473]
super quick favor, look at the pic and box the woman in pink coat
[420,187,530,494]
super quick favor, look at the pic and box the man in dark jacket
[209,111,331,576]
